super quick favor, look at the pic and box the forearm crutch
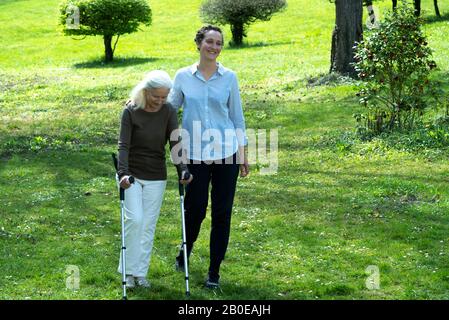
[178,170,191,297]
[112,153,134,300]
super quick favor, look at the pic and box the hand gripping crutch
[112,153,134,300]
[178,170,191,297]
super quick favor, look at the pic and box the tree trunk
[330,0,363,78]
[434,0,441,17]
[104,34,113,62]
[230,22,245,46]
[392,0,397,11]
[414,0,421,17]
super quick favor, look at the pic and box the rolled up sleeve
[228,73,247,147]
[168,71,184,111]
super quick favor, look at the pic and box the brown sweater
[117,102,187,180]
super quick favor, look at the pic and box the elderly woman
[117,70,192,289]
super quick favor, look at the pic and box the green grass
[1,0,449,300]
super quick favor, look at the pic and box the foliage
[200,0,287,46]
[59,0,152,36]
[354,3,438,135]
[59,0,152,61]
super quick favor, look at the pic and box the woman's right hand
[179,171,193,185]
[119,175,132,189]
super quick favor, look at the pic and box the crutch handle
[183,172,191,180]
[120,176,135,200]
[178,172,190,196]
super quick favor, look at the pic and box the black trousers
[182,154,240,279]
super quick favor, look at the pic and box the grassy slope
[0,0,448,299]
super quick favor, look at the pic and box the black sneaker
[205,274,220,289]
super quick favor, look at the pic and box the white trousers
[117,177,167,277]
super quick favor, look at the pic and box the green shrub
[59,0,152,62]
[200,0,287,46]
[354,3,437,135]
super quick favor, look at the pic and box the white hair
[130,70,173,109]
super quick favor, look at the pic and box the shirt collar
[190,62,225,76]
[216,62,225,75]
[189,63,198,75]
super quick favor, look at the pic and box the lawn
[0,0,448,300]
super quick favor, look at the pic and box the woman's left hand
[240,159,249,177]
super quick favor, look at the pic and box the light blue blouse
[168,62,247,161]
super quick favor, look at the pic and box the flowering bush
[354,3,437,135]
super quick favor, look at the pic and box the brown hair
[194,25,224,49]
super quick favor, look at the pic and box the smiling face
[198,30,223,62]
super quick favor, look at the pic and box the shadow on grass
[245,94,359,131]
[226,41,292,50]
[73,57,159,69]
[424,12,449,24]
[305,72,358,88]
[130,268,283,300]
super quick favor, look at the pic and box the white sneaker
[135,277,151,288]
[125,275,135,289]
